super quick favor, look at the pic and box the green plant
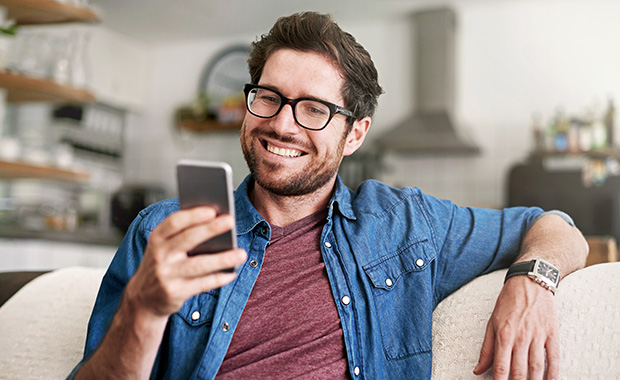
[0,22,18,36]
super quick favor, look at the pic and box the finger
[152,207,218,243]
[527,337,546,380]
[491,326,514,380]
[163,214,235,256]
[509,330,530,380]
[177,249,247,278]
[545,331,560,380]
[187,270,240,296]
[474,321,495,375]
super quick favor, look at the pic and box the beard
[241,123,347,197]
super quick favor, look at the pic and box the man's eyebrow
[257,82,340,105]
[256,83,279,92]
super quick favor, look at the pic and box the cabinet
[0,0,98,183]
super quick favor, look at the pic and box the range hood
[377,8,480,155]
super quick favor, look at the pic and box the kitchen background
[1,0,619,270]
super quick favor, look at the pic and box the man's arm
[74,207,247,380]
[474,212,588,380]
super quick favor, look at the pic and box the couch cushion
[431,262,620,379]
[0,267,105,380]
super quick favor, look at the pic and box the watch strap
[504,260,536,283]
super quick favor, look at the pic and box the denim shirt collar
[234,176,267,236]
[235,174,357,231]
[329,175,356,221]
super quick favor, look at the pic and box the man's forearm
[75,294,169,380]
[516,213,588,277]
[474,213,588,378]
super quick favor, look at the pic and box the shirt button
[354,366,360,376]
[416,258,425,267]
[341,296,351,305]
[191,311,200,321]
[249,260,258,268]
[385,278,393,287]
[324,242,332,248]
[222,322,230,332]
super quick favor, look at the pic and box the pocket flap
[363,238,433,290]
[177,291,218,326]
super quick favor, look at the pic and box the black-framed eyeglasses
[243,83,355,131]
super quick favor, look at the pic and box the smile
[265,141,304,158]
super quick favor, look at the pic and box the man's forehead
[260,49,345,103]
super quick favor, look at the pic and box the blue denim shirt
[71,175,551,380]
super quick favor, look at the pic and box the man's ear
[343,117,371,156]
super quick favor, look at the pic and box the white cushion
[0,267,105,380]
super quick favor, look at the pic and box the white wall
[124,35,254,192]
[126,0,620,206]
[379,0,620,208]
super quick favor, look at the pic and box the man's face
[240,49,353,197]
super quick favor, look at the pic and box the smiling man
[70,12,588,380]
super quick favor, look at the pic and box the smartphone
[176,160,238,260]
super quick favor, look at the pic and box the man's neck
[249,178,336,228]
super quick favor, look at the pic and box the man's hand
[473,276,559,380]
[125,206,247,317]
[75,206,247,380]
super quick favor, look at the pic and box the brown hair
[248,12,383,123]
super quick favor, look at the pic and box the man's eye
[257,95,279,103]
[256,91,280,104]
[302,103,328,116]
[309,107,326,115]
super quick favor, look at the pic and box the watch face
[536,260,559,284]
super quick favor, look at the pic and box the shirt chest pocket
[363,238,435,360]
[176,290,219,327]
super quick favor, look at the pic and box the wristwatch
[504,259,560,295]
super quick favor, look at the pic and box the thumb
[474,321,495,375]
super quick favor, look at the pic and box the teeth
[267,143,302,157]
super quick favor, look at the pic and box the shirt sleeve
[416,191,547,305]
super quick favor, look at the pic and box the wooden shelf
[0,71,95,103]
[531,148,620,160]
[0,159,89,183]
[177,119,242,132]
[0,0,99,25]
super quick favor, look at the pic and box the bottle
[604,98,615,148]
[531,112,545,152]
[553,109,570,152]
[591,117,607,151]
[567,118,580,153]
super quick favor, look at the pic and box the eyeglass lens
[247,87,332,130]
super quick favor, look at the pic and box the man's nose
[270,103,300,134]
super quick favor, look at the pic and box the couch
[0,263,618,379]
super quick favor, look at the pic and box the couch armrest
[0,271,50,307]
[432,262,620,379]
[0,267,105,379]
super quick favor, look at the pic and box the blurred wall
[380,0,620,208]
[124,0,620,208]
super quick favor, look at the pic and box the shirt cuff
[532,210,575,228]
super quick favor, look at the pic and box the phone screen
[176,160,237,257]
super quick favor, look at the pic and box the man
[70,11,588,380]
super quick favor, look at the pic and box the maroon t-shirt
[215,209,351,379]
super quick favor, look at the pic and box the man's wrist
[505,259,560,295]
